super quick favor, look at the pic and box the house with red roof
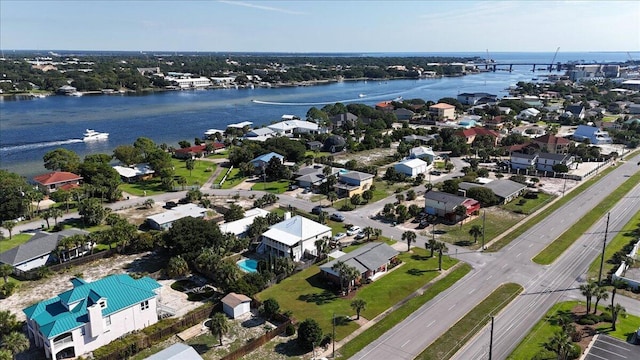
[429,103,456,120]
[173,142,224,159]
[531,134,572,154]
[455,128,500,146]
[375,101,394,112]
[33,172,83,194]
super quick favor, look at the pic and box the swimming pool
[237,258,258,273]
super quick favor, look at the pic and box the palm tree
[41,208,52,229]
[314,238,328,259]
[2,331,29,359]
[454,205,467,227]
[610,278,625,309]
[436,242,448,271]
[351,299,367,320]
[607,303,626,331]
[209,312,230,346]
[0,264,13,284]
[328,192,338,207]
[579,280,597,313]
[402,231,416,252]
[543,331,572,360]
[1,221,16,240]
[363,226,374,242]
[50,208,63,226]
[468,225,483,244]
[622,255,635,276]
[186,158,196,177]
[427,239,438,257]
[332,261,348,294]
[373,228,382,240]
[344,266,360,294]
[592,285,609,314]
[177,176,188,191]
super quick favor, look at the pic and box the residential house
[250,152,285,169]
[424,191,481,222]
[394,158,430,178]
[24,274,162,360]
[459,179,527,204]
[375,101,395,112]
[536,153,575,172]
[219,208,269,238]
[173,145,207,159]
[409,146,438,163]
[245,127,275,138]
[221,293,252,319]
[627,104,640,115]
[455,128,500,146]
[329,113,358,128]
[457,92,497,105]
[146,204,208,230]
[57,85,77,95]
[564,105,586,120]
[306,141,323,151]
[393,108,415,121]
[429,103,456,120]
[402,134,438,145]
[295,165,339,189]
[334,170,375,197]
[484,116,505,131]
[323,135,347,153]
[259,214,332,262]
[320,242,399,285]
[113,164,155,183]
[516,108,541,120]
[531,134,572,154]
[267,119,322,136]
[0,229,90,275]
[145,343,203,360]
[572,125,612,144]
[509,152,538,170]
[33,171,83,194]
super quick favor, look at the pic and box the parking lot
[583,334,640,360]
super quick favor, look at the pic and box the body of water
[0,51,634,178]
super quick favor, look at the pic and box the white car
[347,226,361,236]
[332,233,347,242]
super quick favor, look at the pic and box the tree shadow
[190,343,213,354]
[305,272,334,290]
[298,291,338,305]
[124,252,169,273]
[241,316,266,328]
[407,268,436,276]
[274,338,309,356]
[454,240,474,246]
[411,254,430,261]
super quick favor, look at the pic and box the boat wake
[0,139,84,153]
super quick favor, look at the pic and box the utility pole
[332,313,336,358]
[489,316,494,360]
[597,212,610,284]
[482,210,486,250]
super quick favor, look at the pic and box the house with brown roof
[484,116,505,131]
[429,103,456,120]
[33,172,83,194]
[221,292,252,319]
[531,134,572,154]
[455,128,500,146]
[173,145,208,159]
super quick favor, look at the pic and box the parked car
[311,206,323,215]
[347,226,361,236]
[355,231,366,240]
[302,187,311,194]
[430,170,442,176]
[330,213,345,222]
[164,201,177,209]
[332,233,347,242]
[288,184,299,191]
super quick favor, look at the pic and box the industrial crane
[548,47,560,71]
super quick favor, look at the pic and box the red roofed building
[33,172,83,194]
[455,128,500,146]
[429,103,456,120]
[531,134,572,154]
[173,145,206,159]
[375,101,394,112]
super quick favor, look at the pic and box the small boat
[69,91,83,97]
[83,129,109,142]
[359,93,366,98]
[393,96,403,102]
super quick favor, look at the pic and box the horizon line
[1,49,639,54]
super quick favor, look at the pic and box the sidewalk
[316,262,463,359]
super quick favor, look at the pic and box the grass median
[587,209,640,279]
[417,283,524,360]
[336,263,472,359]
[533,170,640,265]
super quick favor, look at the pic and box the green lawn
[501,192,554,215]
[437,210,523,249]
[0,233,33,253]
[588,209,640,279]
[602,115,620,122]
[333,180,408,210]
[508,301,640,359]
[337,264,472,359]
[206,149,229,159]
[533,170,640,265]
[120,158,215,196]
[256,246,458,340]
[251,180,291,194]
[215,167,245,189]
[304,150,331,158]
[418,283,523,360]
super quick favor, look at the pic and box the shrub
[599,312,612,323]
[340,203,355,211]
[0,282,18,298]
[577,317,595,325]
[518,199,527,206]
[285,323,296,336]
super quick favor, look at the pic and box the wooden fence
[15,250,116,280]
[220,315,293,360]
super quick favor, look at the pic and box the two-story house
[429,103,456,120]
[24,275,162,360]
[509,152,538,170]
[424,191,480,222]
[536,153,575,172]
[334,170,375,197]
[33,172,83,194]
[259,213,332,262]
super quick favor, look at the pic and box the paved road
[352,154,640,360]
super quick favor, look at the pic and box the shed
[221,292,252,319]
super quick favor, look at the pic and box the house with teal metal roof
[24,274,162,359]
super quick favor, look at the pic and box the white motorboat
[83,129,109,142]
[359,93,366,98]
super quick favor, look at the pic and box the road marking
[516,252,522,258]
[592,344,627,358]
[448,304,456,311]
[486,275,492,281]
[529,243,534,248]
[469,288,476,294]
[427,320,435,327]
[401,339,411,348]
[501,263,508,269]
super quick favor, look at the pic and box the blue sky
[1,1,638,52]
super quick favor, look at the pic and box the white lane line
[486,275,492,281]
[401,339,411,348]
[516,252,522,258]
[501,263,508,269]
[448,304,456,311]
[529,243,534,248]
[469,288,476,295]
[427,320,435,327]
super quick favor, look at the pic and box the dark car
[430,170,442,176]
[311,206,323,215]
[288,184,299,191]
[164,201,177,209]
[330,213,345,222]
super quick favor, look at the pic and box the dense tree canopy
[163,217,224,261]
[43,148,81,173]
[0,170,30,221]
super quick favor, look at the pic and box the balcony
[53,334,73,348]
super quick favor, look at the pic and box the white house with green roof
[24,274,162,359]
